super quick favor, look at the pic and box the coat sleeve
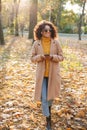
[31,41,43,63]
[52,40,64,62]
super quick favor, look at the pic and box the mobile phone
[44,54,49,56]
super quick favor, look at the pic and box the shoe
[46,116,52,130]
[49,106,51,115]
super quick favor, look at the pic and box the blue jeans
[41,77,53,117]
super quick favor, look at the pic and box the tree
[78,0,86,40]
[9,1,15,35]
[28,0,38,39]
[55,0,68,28]
[0,0,5,45]
[14,0,20,36]
[71,0,87,40]
[2,0,15,35]
[60,10,78,33]
[38,0,68,29]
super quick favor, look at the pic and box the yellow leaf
[66,128,72,130]
[76,110,85,118]
[36,101,41,107]
[30,113,37,122]
[58,127,63,130]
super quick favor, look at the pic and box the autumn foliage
[0,36,87,130]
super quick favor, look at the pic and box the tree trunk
[78,0,86,40]
[56,0,63,30]
[49,6,52,22]
[14,0,20,36]
[0,0,5,45]
[9,3,15,35]
[78,14,82,40]
[15,12,19,36]
[28,0,38,39]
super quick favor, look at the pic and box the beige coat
[31,39,64,101]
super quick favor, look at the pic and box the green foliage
[60,10,78,33]
[63,26,73,33]
[71,0,85,6]
[7,26,14,35]
[73,26,78,34]
[61,45,83,72]
[84,26,87,34]
[1,0,87,35]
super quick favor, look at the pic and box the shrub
[84,26,87,34]
[63,26,73,33]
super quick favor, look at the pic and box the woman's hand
[41,55,45,61]
[50,55,53,60]
[44,54,53,60]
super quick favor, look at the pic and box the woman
[31,20,64,130]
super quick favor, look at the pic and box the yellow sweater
[41,37,51,77]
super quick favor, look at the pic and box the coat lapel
[50,39,55,54]
[38,40,44,54]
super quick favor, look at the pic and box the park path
[0,36,87,130]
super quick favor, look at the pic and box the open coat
[31,39,64,101]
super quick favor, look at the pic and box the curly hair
[34,20,57,40]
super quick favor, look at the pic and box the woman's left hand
[44,54,53,60]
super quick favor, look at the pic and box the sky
[64,1,87,14]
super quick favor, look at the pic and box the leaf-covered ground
[0,36,87,130]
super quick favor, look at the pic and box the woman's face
[42,25,52,38]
